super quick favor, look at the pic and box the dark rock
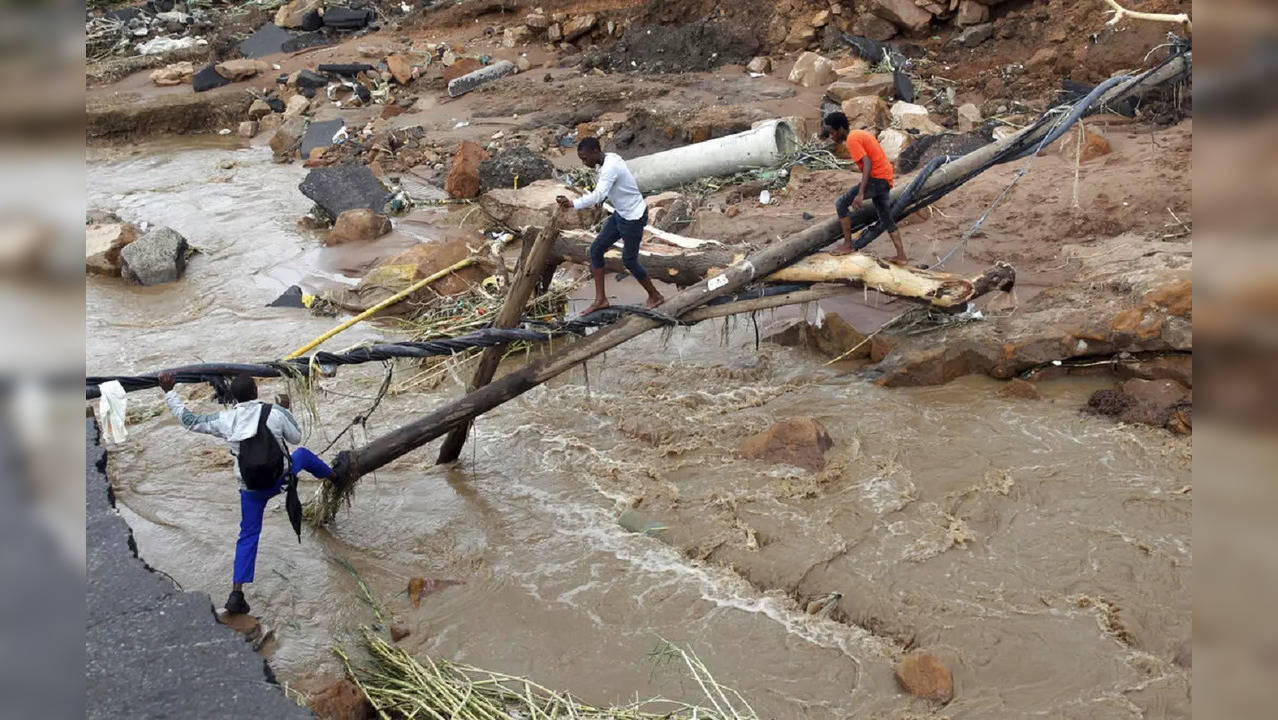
[318,63,375,76]
[300,119,345,161]
[267,97,286,113]
[295,68,328,89]
[354,84,371,102]
[389,624,411,642]
[105,7,142,23]
[322,7,374,29]
[1086,378,1191,431]
[281,31,335,53]
[478,146,555,192]
[819,25,844,54]
[765,313,868,360]
[897,130,992,174]
[267,285,309,308]
[299,165,391,218]
[299,86,317,99]
[238,23,293,58]
[120,226,189,285]
[192,64,233,93]
[300,9,323,32]
[146,0,175,13]
[952,23,995,49]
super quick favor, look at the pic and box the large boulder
[299,165,391,219]
[562,13,597,41]
[149,61,194,86]
[269,116,309,160]
[895,650,955,703]
[274,0,324,29]
[765,313,869,359]
[479,180,598,231]
[120,227,189,285]
[825,74,896,101]
[326,209,391,245]
[877,128,912,163]
[86,222,137,276]
[841,96,890,131]
[386,53,417,85]
[214,59,272,81]
[335,233,492,312]
[444,141,490,199]
[872,0,935,33]
[788,52,836,88]
[738,417,834,472]
[890,101,946,134]
[478,147,555,193]
[956,0,990,26]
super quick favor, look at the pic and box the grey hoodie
[164,390,302,490]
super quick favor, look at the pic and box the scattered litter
[137,35,203,55]
[759,190,772,205]
[96,380,128,443]
[453,121,470,129]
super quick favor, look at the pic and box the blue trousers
[233,447,331,584]
[588,210,650,281]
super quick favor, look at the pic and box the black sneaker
[225,590,250,615]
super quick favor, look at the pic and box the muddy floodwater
[87,141,1191,718]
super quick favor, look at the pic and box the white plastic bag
[97,380,129,444]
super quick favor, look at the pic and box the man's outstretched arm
[159,372,230,439]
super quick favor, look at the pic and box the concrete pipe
[626,119,800,193]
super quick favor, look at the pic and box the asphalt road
[86,420,312,719]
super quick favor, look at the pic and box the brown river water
[87,140,1191,718]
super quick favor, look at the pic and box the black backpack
[238,403,285,491]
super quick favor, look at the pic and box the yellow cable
[285,256,478,359]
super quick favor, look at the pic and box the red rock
[390,623,411,642]
[1144,280,1191,317]
[442,58,483,83]
[738,417,834,471]
[444,141,490,199]
[386,53,415,85]
[327,209,392,244]
[895,650,954,703]
[86,223,137,275]
[309,678,374,720]
[996,378,1043,400]
[1086,378,1191,430]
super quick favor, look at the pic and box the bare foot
[644,294,665,309]
[579,299,611,316]
[888,255,909,265]
[828,242,857,256]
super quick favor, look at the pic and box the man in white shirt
[556,137,665,314]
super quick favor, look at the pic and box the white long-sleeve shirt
[572,152,647,220]
[165,390,301,489]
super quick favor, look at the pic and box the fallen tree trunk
[436,214,564,463]
[322,58,1188,503]
[552,232,1009,308]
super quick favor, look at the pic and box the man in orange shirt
[821,112,908,264]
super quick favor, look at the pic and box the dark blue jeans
[589,209,650,281]
[836,178,897,249]
[233,447,330,584]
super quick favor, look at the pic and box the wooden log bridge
[319,57,1188,511]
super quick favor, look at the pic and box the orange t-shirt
[845,130,894,185]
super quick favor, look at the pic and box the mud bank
[85,421,310,720]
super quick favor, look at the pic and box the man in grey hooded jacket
[159,371,330,614]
